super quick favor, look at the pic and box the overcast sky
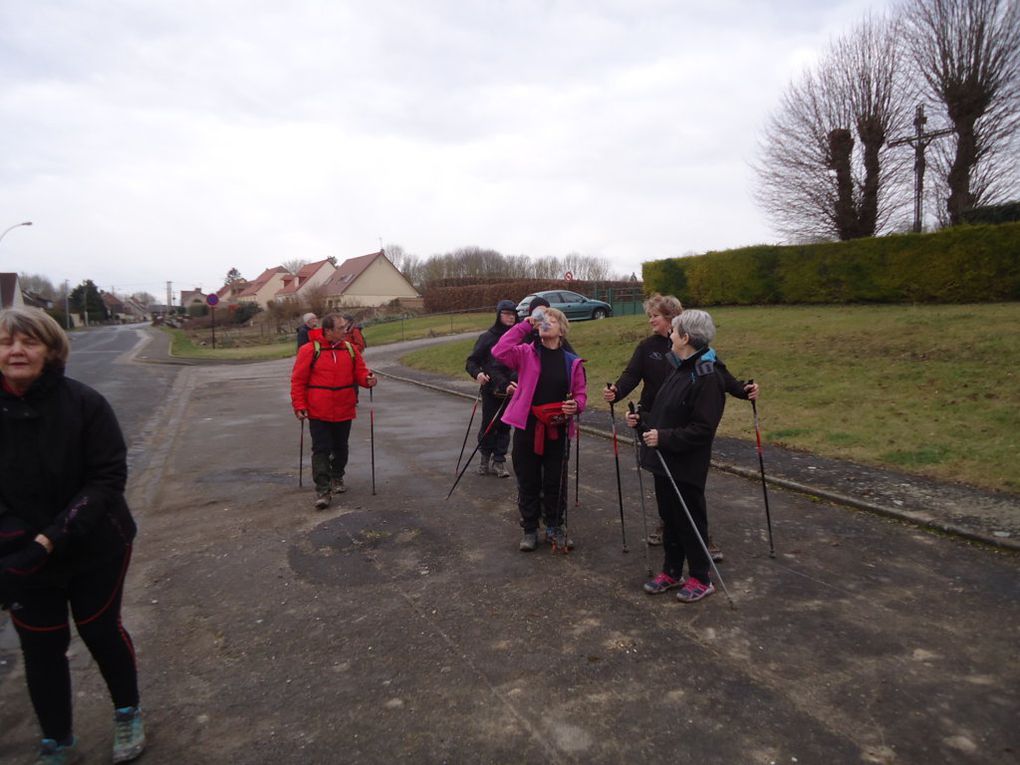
[1,0,881,302]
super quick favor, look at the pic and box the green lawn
[164,327,297,361]
[363,312,491,345]
[400,304,1020,493]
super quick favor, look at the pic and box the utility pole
[64,279,71,329]
[889,104,954,233]
[166,281,173,318]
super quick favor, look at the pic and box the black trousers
[11,547,139,741]
[477,389,511,462]
[512,420,569,532]
[309,419,352,474]
[653,475,711,584]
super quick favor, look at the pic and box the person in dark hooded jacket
[465,300,519,477]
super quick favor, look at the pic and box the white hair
[672,309,715,349]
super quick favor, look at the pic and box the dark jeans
[477,389,511,462]
[653,475,710,584]
[10,547,139,741]
[512,420,569,532]
[309,419,352,475]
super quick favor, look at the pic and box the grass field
[400,304,1020,493]
[164,327,297,361]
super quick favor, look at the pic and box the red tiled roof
[276,259,333,296]
[321,251,384,296]
[238,267,287,297]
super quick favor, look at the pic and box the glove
[0,515,32,556]
[0,541,50,581]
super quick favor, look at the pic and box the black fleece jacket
[613,333,748,411]
[638,347,725,490]
[0,367,136,587]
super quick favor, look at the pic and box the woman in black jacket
[0,308,146,764]
[606,294,757,554]
[627,309,726,604]
[465,300,519,477]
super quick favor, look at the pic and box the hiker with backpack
[341,314,366,353]
[492,307,587,551]
[464,300,519,479]
[291,313,377,509]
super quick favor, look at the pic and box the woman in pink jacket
[492,308,587,551]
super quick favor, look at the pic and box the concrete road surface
[0,340,1016,764]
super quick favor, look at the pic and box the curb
[374,368,1020,553]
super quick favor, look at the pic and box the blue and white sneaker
[113,706,146,763]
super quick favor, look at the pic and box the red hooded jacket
[290,340,371,422]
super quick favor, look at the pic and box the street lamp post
[0,221,32,246]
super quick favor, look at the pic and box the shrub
[643,222,1020,304]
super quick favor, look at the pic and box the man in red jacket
[291,313,377,509]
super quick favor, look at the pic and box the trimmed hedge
[643,222,1020,304]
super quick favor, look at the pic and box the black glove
[0,541,49,581]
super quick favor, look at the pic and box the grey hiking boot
[548,526,574,551]
[113,706,146,763]
[477,456,491,476]
[35,738,80,765]
[331,476,346,494]
[708,540,724,562]
[314,492,331,510]
[492,460,511,478]
[519,531,538,552]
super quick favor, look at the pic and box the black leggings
[11,547,139,741]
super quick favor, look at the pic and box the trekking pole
[369,385,376,496]
[748,379,775,558]
[628,402,652,576]
[553,417,573,554]
[651,445,735,609]
[455,389,482,474]
[298,417,305,488]
[607,384,628,553]
[446,397,509,500]
[574,409,581,506]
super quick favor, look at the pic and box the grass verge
[164,327,297,361]
[400,304,1020,493]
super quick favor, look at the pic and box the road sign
[564,271,574,281]
[206,293,219,307]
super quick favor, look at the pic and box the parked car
[515,290,613,321]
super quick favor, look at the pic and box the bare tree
[18,273,58,298]
[755,14,912,240]
[224,267,244,285]
[281,258,308,275]
[130,291,157,305]
[902,0,1020,224]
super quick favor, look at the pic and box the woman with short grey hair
[626,308,727,604]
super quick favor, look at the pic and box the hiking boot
[113,706,146,763]
[548,526,574,551]
[646,531,663,546]
[35,738,80,765]
[519,532,538,552]
[314,492,331,510]
[708,539,723,563]
[643,571,681,595]
[331,477,346,494]
[477,456,491,476]
[492,460,511,478]
[676,577,716,603]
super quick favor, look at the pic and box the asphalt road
[0,332,1017,764]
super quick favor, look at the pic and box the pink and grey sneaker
[643,572,681,595]
[676,577,715,603]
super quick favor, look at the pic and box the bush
[643,222,1020,304]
